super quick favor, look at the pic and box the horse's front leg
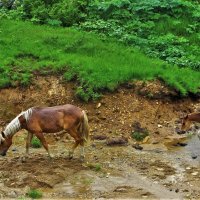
[35,132,52,158]
[26,132,33,155]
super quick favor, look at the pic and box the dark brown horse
[181,112,200,131]
[0,104,89,160]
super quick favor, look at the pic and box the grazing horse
[181,112,200,131]
[0,104,89,160]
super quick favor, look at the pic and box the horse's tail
[79,110,89,144]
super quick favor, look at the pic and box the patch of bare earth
[0,76,199,199]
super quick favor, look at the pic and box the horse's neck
[4,116,21,137]
[4,108,33,137]
[189,113,200,123]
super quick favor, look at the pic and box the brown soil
[0,76,199,199]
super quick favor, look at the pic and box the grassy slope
[0,19,199,100]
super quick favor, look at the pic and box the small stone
[12,148,17,152]
[186,167,191,170]
[132,144,143,150]
[142,136,150,144]
[157,168,164,171]
[191,155,197,159]
[175,189,179,193]
[96,103,101,108]
[152,140,159,144]
[191,172,198,176]
[158,124,162,128]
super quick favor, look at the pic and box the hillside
[0,19,199,101]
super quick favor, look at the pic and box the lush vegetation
[0,19,199,100]
[0,0,199,100]
[78,0,200,71]
[1,0,199,70]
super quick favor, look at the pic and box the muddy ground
[0,76,200,199]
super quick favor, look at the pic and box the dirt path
[0,76,199,199]
[0,138,200,199]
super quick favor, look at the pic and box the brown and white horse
[181,112,200,131]
[0,104,89,160]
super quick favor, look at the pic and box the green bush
[31,137,42,148]
[131,131,149,142]
[27,189,42,199]
[22,0,88,26]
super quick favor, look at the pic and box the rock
[96,103,101,108]
[152,140,159,144]
[164,135,187,147]
[142,136,150,144]
[186,167,191,170]
[191,155,197,159]
[157,168,164,171]
[132,144,143,150]
[158,124,162,128]
[92,135,107,140]
[175,127,186,135]
[175,189,179,193]
[176,142,187,147]
[12,148,17,152]
[191,172,198,176]
[106,136,128,146]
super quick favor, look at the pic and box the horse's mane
[4,108,33,137]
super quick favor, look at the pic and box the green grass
[31,137,42,148]
[131,131,149,142]
[27,189,42,199]
[0,19,199,100]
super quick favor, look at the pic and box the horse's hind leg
[68,129,81,159]
[79,140,85,161]
[26,132,33,155]
[69,140,80,159]
[35,132,51,158]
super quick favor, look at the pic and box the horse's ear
[18,115,26,124]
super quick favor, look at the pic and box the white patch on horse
[0,133,5,143]
[4,108,33,137]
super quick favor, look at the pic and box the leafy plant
[87,163,102,171]
[31,137,42,148]
[131,131,149,142]
[27,189,42,199]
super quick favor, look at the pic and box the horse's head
[181,115,191,131]
[0,132,12,156]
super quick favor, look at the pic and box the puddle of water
[163,134,200,166]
